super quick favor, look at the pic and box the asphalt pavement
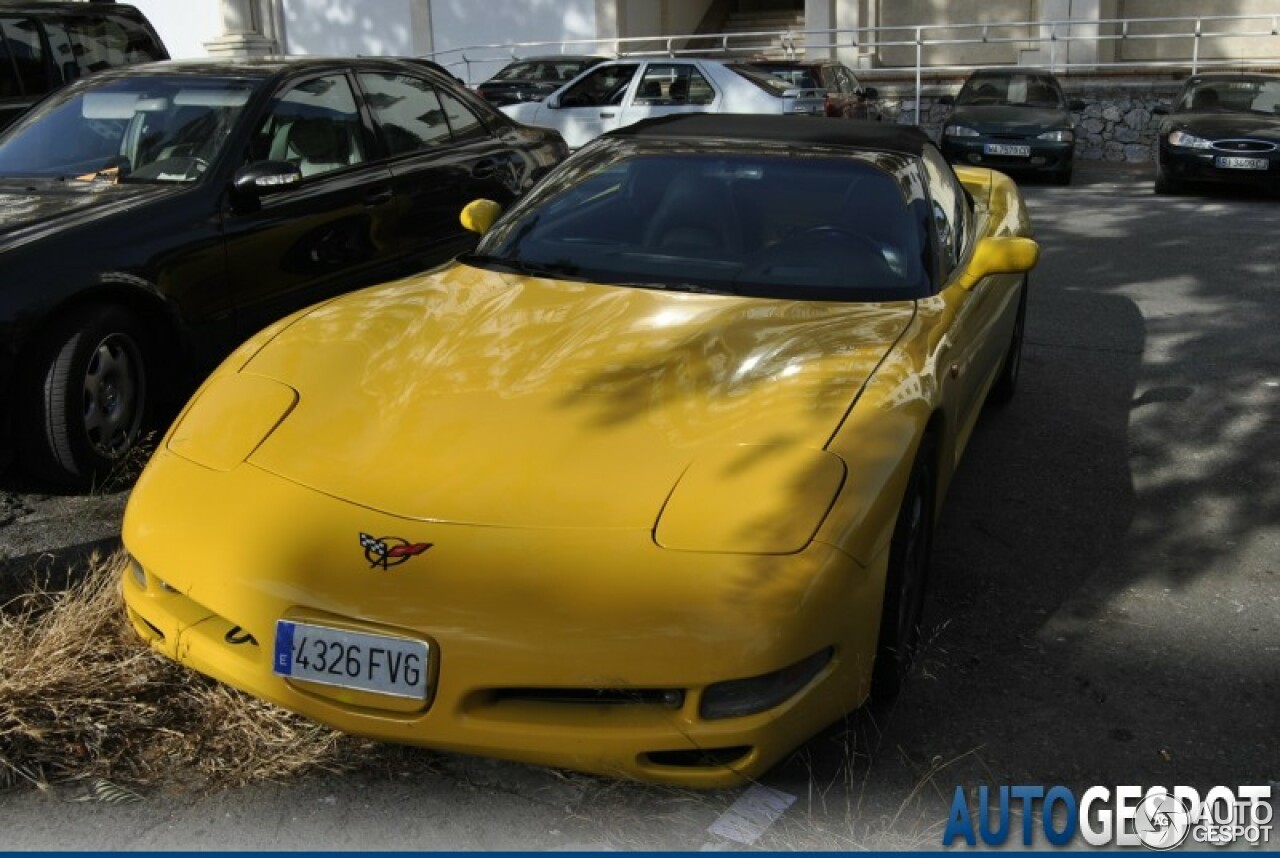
[1,159,1277,850]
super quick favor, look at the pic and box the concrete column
[805,0,835,60]
[411,0,433,55]
[1032,0,1101,71]
[1065,0,1101,70]
[832,0,875,69]
[204,0,277,58]
[595,0,620,50]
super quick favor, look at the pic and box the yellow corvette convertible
[122,115,1038,787]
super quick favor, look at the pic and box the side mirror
[938,94,955,106]
[1152,104,1170,115]
[233,160,302,197]
[863,86,879,100]
[1069,99,1086,111]
[460,198,503,235]
[956,236,1039,291]
[546,94,561,109]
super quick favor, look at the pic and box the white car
[500,57,826,148]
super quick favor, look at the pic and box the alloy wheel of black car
[871,436,937,700]
[23,305,152,487]
[990,276,1027,404]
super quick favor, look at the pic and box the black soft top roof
[609,114,931,157]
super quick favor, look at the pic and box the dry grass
[0,551,355,793]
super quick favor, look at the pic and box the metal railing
[426,13,1280,115]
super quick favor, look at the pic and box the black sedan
[1154,73,1280,194]
[939,69,1083,185]
[0,57,567,486]
[475,55,606,107]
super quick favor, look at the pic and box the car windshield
[1178,78,1280,114]
[492,60,589,82]
[0,74,257,183]
[956,73,1064,108]
[468,144,932,303]
[750,65,821,90]
[726,63,795,96]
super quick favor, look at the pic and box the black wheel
[1052,166,1072,186]
[989,276,1027,405]
[871,436,937,700]
[21,305,153,487]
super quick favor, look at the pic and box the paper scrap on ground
[706,784,797,845]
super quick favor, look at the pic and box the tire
[989,276,1027,405]
[1052,166,1072,186]
[21,305,153,487]
[1154,160,1182,195]
[871,436,937,700]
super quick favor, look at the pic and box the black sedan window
[1,17,47,96]
[359,72,452,154]
[253,74,366,179]
[0,75,255,181]
[1178,78,1280,114]
[470,148,932,303]
[492,60,589,83]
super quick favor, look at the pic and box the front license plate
[984,143,1031,157]
[1215,156,1268,170]
[273,620,429,700]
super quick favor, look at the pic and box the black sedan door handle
[363,187,393,206]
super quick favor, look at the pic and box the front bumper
[122,450,888,787]
[1158,143,1280,189]
[942,137,1074,176]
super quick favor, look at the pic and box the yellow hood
[243,264,914,528]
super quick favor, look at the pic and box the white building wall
[128,0,223,59]
[428,0,600,83]
[282,0,421,57]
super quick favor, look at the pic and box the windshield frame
[468,138,934,304]
[0,70,265,185]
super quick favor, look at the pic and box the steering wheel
[740,226,898,293]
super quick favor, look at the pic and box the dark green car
[939,69,1083,185]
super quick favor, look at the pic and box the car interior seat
[272,117,360,177]
[974,83,999,103]
[668,78,689,103]
[643,171,741,255]
[639,79,662,100]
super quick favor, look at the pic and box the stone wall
[869,78,1186,163]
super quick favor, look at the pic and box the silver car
[500,57,826,148]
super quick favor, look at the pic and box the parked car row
[0,11,1273,789]
[938,67,1280,193]
[498,56,830,148]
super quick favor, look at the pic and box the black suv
[1,2,168,129]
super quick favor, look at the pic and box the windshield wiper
[461,253,581,280]
[618,281,734,295]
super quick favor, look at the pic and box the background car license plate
[274,620,429,699]
[984,143,1031,157]
[1215,156,1268,170]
